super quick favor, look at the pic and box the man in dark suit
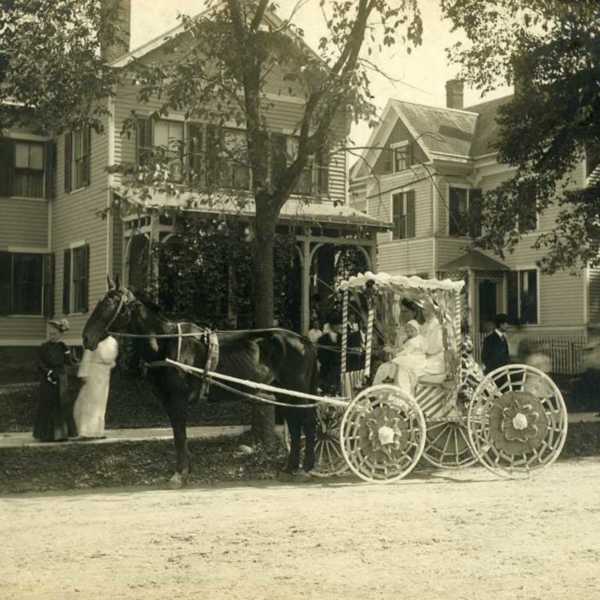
[482,313,510,374]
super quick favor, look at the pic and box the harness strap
[177,323,183,363]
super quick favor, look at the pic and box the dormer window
[391,141,412,173]
[382,141,413,174]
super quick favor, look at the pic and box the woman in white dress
[73,335,119,439]
[374,320,426,393]
[419,298,446,381]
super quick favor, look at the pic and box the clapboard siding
[377,238,433,276]
[536,270,585,327]
[370,175,432,244]
[52,110,110,343]
[435,238,471,268]
[114,81,347,205]
[0,198,48,247]
[0,316,46,344]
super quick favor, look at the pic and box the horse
[82,276,319,488]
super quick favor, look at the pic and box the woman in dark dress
[33,319,72,442]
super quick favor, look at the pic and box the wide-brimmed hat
[48,318,70,333]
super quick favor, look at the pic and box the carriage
[302,271,569,483]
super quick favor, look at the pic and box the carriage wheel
[467,364,568,478]
[422,419,477,469]
[282,404,348,477]
[340,384,426,483]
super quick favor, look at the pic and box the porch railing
[473,333,587,376]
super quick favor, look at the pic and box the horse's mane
[130,287,211,329]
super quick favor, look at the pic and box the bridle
[104,288,136,334]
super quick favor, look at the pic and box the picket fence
[473,333,587,376]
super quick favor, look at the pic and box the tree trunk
[250,201,277,447]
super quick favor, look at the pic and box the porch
[116,192,390,333]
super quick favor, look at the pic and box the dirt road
[3,458,600,600]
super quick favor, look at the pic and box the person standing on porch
[481,313,510,374]
[73,335,119,440]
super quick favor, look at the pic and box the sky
[130,0,512,146]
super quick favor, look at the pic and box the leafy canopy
[442,0,600,273]
[0,0,121,133]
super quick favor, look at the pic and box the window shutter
[317,145,330,195]
[469,189,482,238]
[392,193,405,239]
[0,252,11,314]
[206,124,220,187]
[188,123,204,187]
[136,117,153,166]
[83,127,92,186]
[506,271,519,325]
[406,190,416,238]
[82,244,89,313]
[381,147,393,173]
[44,142,56,199]
[64,132,72,192]
[43,253,55,318]
[449,187,460,236]
[62,249,71,314]
[270,132,287,189]
[0,139,14,197]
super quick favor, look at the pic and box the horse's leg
[302,406,317,473]
[162,391,192,488]
[283,408,302,474]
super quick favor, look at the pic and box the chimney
[101,0,131,63]
[445,79,464,110]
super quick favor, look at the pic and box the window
[517,181,537,233]
[64,128,91,192]
[381,142,413,174]
[507,269,538,325]
[219,129,251,190]
[14,142,44,198]
[62,245,89,314]
[270,134,329,196]
[0,252,52,315]
[393,144,412,173]
[0,139,50,199]
[136,118,184,182]
[392,190,416,239]
[449,187,482,237]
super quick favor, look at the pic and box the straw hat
[48,318,70,333]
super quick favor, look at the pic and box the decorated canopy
[338,271,465,293]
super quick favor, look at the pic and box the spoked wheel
[340,384,426,483]
[467,364,568,478]
[282,404,348,477]
[422,418,477,469]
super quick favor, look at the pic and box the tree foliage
[154,215,296,329]
[442,0,600,272]
[0,0,121,133]
[114,0,423,324]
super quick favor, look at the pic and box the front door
[478,278,501,332]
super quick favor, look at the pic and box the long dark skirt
[33,377,69,442]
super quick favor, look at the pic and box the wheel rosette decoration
[467,364,568,478]
[340,384,426,483]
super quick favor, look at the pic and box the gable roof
[352,94,515,177]
[391,99,477,158]
[111,6,317,69]
[465,95,513,157]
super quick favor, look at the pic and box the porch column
[300,234,311,334]
[468,268,476,336]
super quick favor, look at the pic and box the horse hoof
[168,473,184,489]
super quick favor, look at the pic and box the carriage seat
[416,373,449,387]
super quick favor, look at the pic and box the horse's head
[82,275,137,350]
